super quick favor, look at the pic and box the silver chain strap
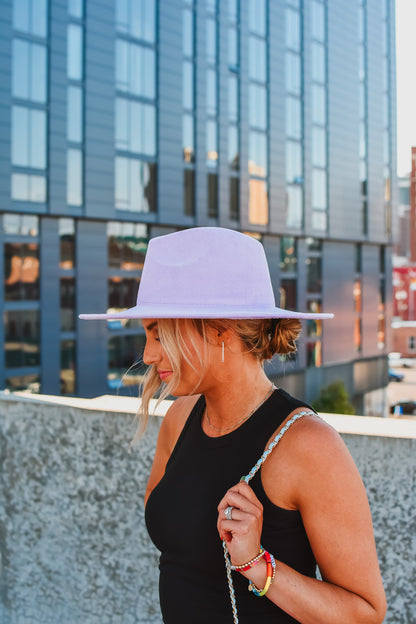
[223,409,316,623]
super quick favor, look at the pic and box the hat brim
[79,304,334,320]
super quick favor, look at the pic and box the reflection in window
[307,341,322,367]
[280,237,298,273]
[249,38,266,82]
[286,141,302,184]
[280,279,297,310]
[311,0,325,40]
[286,8,300,50]
[229,177,239,220]
[286,186,303,229]
[60,277,76,331]
[206,68,217,116]
[12,39,47,103]
[307,300,322,337]
[228,125,239,170]
[108,334,147,390]
[109,277,141,312]
[61,340,76,395]
[312,84,326,125]
[3,213,39,236]
[248,0,266,36]
[206,120,218,166]
[13,0,48,37]
[12,107,46,169]
[229,74,238,122]
[116,0,156,42]
[183,61,194,110]
[116,41,155,98]
[285,51,301,95]
[4,243,39,301]
[249,178,268,225]
[183,114,195,163]
[311,42,325,82]
[108,221,148,270]
[184,169,195,216]
[4,310,40,368]
[115,98,156,156]
[183,8,194,57]
[115,158,157,212]
[59,219,75,269]
[11,173,46,203]
[312,127,326,167]
[249,131,268,177]
[286,97,301,140]
[207,173,218,218]
[67,24,83,81]
[206,17,217,64]
[307,256,322,294]
[312,169,327,210]
[6,374,40,393]
[67,86,83,143]
[67,149,83,206]
[249,84,267,130]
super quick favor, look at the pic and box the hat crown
[137,228,275,310]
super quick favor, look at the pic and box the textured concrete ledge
[0,393,415,623]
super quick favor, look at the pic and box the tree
[312,380,355,415]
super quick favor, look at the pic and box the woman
[80,227,386,624]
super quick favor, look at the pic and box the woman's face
[142,319,210,396]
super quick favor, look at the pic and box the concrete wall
[0,393,415,624]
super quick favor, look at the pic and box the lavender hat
[79,227,333,320]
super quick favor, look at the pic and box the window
[4,310,40,368]
[12,39,47,103]
[249,84,267,130]
[116,41,155,98]
[115,99,156,156]
[249,0,266,36]
[280,237,298,272]
[13,0,48,37]
[207,173,218,218]
[248,38,266,82]
[108,334,147,389]
[115,158,157,213]
[228,125,239,170]
[67,24,83,81]
[3,213,38,236]
[249,131,268,177]
[229,177,239,220]
[286,141,302,184]
[183,61,194,109]
[67,86,83,143]
[281,279,297,310]
[108,221,148,270]
[12,107,46,169]
[11,174,46,203]
[67,149,83,206]
[184,169,195,216]
[4,242,39,301]
[60,277,76,331]
[183,114,195,163]
[59,219,75,269]
[61,340,76,395]
[286,186,303,229]
[116,0,156,43]
[206,120,218,166]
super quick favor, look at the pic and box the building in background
[0,0,397,415]
[392,147,416,356]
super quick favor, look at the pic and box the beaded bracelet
[248,551,276,597]
[230,547,265,572]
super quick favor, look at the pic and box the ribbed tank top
[145,388,317,624]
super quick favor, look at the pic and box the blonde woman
[81,228,386,624]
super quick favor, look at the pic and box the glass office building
[0,0,396,414]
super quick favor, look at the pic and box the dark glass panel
[5,243,39,301]
[4,310,40,368]
[60,277,76,331]
[280,237,297,273]
[280,278,297,310]
[108,334,147,389]
[306,256,322,294]
[61,340,76,395]
[184,169,195,216]
[229,177,239,220]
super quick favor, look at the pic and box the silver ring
[225,506,233,521]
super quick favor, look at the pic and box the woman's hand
[217,481,264,567]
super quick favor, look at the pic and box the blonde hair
[134,317,301,440]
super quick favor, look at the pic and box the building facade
[0,0,397,413]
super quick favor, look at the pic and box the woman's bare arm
[218,415,387,624]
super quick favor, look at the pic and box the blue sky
[396,0,416,176]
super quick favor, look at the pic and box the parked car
[390,400,416,415]
[388,368,404,382]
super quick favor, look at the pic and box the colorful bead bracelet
[230,547,265,572]
[248,551,276,597]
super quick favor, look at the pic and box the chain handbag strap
[222,409,316,624]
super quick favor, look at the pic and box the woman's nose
[143,341,160,366]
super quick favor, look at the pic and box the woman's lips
[158,370,172,381]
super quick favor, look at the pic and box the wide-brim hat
[79,227,334,320]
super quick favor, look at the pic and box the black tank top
[145,388,317,624]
